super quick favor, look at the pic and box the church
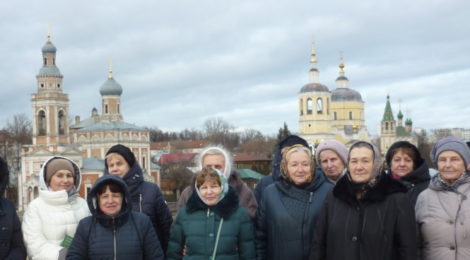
[298,44,370,146]
[18,34,154,212]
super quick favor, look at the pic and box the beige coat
[415,179,470,260]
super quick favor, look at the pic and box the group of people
[0,135,469,260]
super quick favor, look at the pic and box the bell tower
[31,33,70,146]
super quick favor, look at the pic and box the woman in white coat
[416,136,470,260]
[22,156,90,260]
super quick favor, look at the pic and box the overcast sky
[1,0,469,136]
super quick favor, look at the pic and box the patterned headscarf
[194,167,229,205]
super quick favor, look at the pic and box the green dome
[397,110,403,119]
[405,118,412,125]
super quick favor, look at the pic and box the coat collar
[334,171,407,205]
[186,186,239,219]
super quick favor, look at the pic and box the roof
[100,77,123,96]
[382,96,395,122]
[158,153,197,165]
[235,169,265,180]
[396,126,412,137]
[77,121,146,132]
[331,88,363,102]
[299,83,330,93]
[151,140,210,150]
[42,40,56,53]
[82,157,105,171]
[70,116,100,129]
[336,75,349,81]
[37,66,62,77]
[232,153,271,162]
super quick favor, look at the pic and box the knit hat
[385,141,424,169]
[105,144,136,168]
[279,135,309,150]
[45,158,75,185]
[430,136,470,167]
[315,139,348,166]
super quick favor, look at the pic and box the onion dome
[100,64,123,96]
[405,118,413,126]
[42,37,57,53]
[300,83,330,93]
[331,88,363,102]
[397,110,404,119]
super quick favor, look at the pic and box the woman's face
[199,180,222,206]
[98,186,123,217]
[391,150,414,178]
[286,151,312,185]
[438,150,466,185]
[49,169,74,192]
[349,147,374,183]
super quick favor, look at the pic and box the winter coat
[22,156,90,260]
[391,161,431,206]
[415,175,470,260]
[67,174,164,260]
[310,172,417,260]
[168,186,255,260]
[256,169,333,260]
[105,162,173,253]
[177,171,258,219]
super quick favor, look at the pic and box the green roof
[397,110,403,119]
[382,95,395,122]
[235,169,265,180]
[396,126,411,137]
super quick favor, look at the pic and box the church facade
[18,35,154,212]
[298,45,369,146]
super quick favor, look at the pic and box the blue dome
[331,88,363,102]
[100,78,123,96]
[299,83,330,93]
[38,66,62,77]
[42,41,57,53]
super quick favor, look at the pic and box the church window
[316,98,323,114]
[334,112,337,120]
[299,99,303,115]
[349,111,353,120]
[142,157,146,169]
[43,58,47,65]
[53,58,55,65]
[118,104,120,113]
[307,98,313,114]
[40,83,44,88]
[105,104,109,114]
[57,84,60,88]
[58,110,65,135]
[385,122,389,130]
[38,110,46,136]
[327,98,330,115]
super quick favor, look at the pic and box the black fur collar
[333,171,407,205]
[186,186,239,219]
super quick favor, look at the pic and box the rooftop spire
[382,94,395,122]
[339,51,345,76]
[47,24,52,42]
[310,42,317,64]
[308,41,320,83]
[108,59,113,79]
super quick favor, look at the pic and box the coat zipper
[300,192,314,258]
[113,218,117,260]
[139,194,143,212]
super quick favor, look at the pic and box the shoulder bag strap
[211,218,224,260]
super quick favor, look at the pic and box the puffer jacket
[22,156,90,260]
[0,156,26,259]
[415,174,470,260]
[105,162,173,253]
[177,171,258,219]
[67,174,164,259]
[256,169,333,260]
[311,172,417,260]
[168,186,255,260]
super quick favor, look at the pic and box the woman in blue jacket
[67,174,164,259]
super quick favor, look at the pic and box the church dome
[331,88,363,102]
[38,66,62,77]
[100,78,123,96]
[42,41,57,53]
[299,83,330,93]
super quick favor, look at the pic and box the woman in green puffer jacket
[167,167,255,260]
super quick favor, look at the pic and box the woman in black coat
[67,174,164,259]
[0,156,26,259]
[385,141,430,206]
[310,141,417,260]
[256,143,333,260]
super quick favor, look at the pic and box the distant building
[19,34,152,212]
[298,44,369,146]
[429,128,470,143]
[379,95,417,155]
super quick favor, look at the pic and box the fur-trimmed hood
[334,171,407,205]
[186,186,239,219]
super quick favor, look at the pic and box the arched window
[349,111,353,120]
[142,157,146,169]
[118,104,120,114]
[327,98,330,115]
[38,110,46,136]
[299,99,303,115]
[43,58,47,66]
[105,104,109,114]
[307,98,313,114]
[58,110,65,135]
[334,112,337,120]
[385,122,389,130]
[316,98,323,114]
